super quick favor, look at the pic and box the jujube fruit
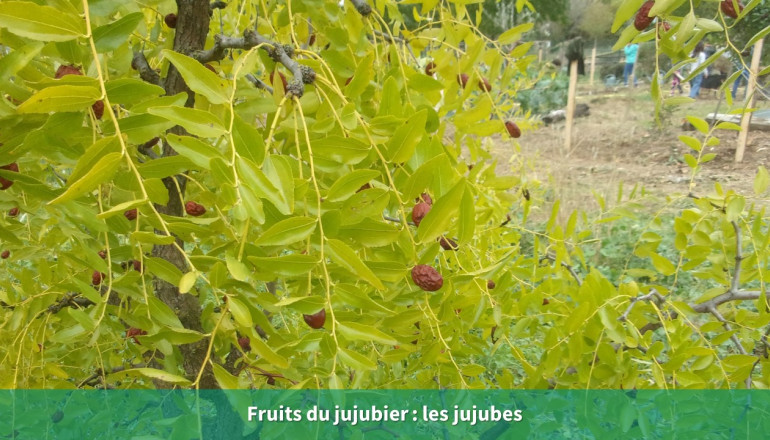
[185,201,206,217]
[126,327,147,344]
[1,250,9,259]
[164,13,177,28]
[438,236,458,251]
[124,209,137,220]
[92,100,104,120]
[416,192,433,205]
[425,62,436,76]
[92,271,105,285]
[634,1,656,31]
[505,121,521,138]
[303,309,326,329]
[98,250,107,259]
[721,0,742,18]
[8,207,18,217]
[457,73,469,88]
[238,336,251,352]
[51,410,64,424]
[411,202,431,226]
[479,77,492,92]
[0,163,19,190]
[487,280,496,289]
[411,264,443,291]
[55,65,82,79]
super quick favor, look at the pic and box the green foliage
[0,0,768,393]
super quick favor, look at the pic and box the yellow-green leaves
[254,217,317,247]
[162,50,231,104]
[417,179,466,243]
[0,2,85,42]
[326,239,385,290]
[17,85,101,113]
[49,153,122,205]
[148,106,227,138]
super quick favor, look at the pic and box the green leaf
[417,179,465,243]
[232,114,266,166]
[178,271,197,294]
[387,109,428,163]
[92,12,143,53]
[212,364,240,389]
[228,297,253,327]
[226,254,251,282]
[497,22,534,44]
[49,152,122,204]
[0,41,44,81]
[0,1,85,42]
[105,79,165,106]
[338,218,400,247]
[162,50,231,104]
[138,156,198,179]
[248,254,319,277]
[326,239,386,290]
[334,284,393,315]
[165,134,224,169]
[148,106,226,138]
[754,166,769,195]
[236,157,290,214]
[103,113,175,145]
[337,321,398,345]
[254,217,317,246]
[131,231,176,245]
[311,135,370,165]
[612,0,645,33]
[126,368,191,386]
[147,258,184,287]
[17,85,100,113]
[70,136,121,183]
[274,296,326,314]
[685,116,709,134]
[250,335,289,369]
[326,170,381,202]
[457,186,476,243]
[338,347,376,371]
[96,199,146,219]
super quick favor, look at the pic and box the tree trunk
[152,0,218,389]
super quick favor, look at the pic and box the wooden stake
[736,38,764,163]
[538,49,543,63]
[589,42,597,87]
[565,60,578,151]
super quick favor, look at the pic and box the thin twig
[348,0,372,16]
[618,289,667,322]
[131,52,160,85]
[245,74,274,94]
[541,255,583,286]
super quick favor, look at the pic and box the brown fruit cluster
[164,13,177,28]
[123,259,143,272]
[98,250,107,259]
[634,1,656,31]
[303,309,326,329]
[0,163,19,190]
[1,250,9,259]
[505,121,521,138]
[487,280,496,289]
[411,264,443,291]
[185,201,206,217]
[721,0,743,18]
[238,336,251,352]
[124,208,137,221]
[8,207,19,217]
[457,73,469,88]
[411,202,431,226]
[425,62,436,76]
[126,327,147,344]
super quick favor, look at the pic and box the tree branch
[349,0,372,16]
[245,73,274,94]
[193,30,314,97]
[617,289,667,322]
[131,52,160,85]
[730,220,743,294]
[541,255,583,286]
[78,363,147,388]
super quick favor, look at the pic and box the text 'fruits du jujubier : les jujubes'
[247,404,524,426]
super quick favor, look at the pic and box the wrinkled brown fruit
[505,121,521,138]
[438,236,458,251]
[720,0,742,18]
[425,62,436,76]
[124,209,137,221]
[411,202,431,227]
[0,163,19,190]
[634,1,656,31]
[411,265,443,291]
[487,280,496,289]
[164,13,177,28]
[457,73,469,88]
[185,201,206,217]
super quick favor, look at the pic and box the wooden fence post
[565,60,579,151]
[736,38,764,163]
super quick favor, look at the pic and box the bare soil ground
[494,83,770,216]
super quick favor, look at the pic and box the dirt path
[496,86,770,215]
